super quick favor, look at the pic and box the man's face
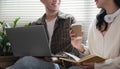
[41,0,60,12]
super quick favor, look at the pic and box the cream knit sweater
[84,14,120,69]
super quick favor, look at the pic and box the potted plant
[0,18,31,68]
[0,17,21,56]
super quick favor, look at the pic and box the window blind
[0,0,99,24]
[0,0,100,43]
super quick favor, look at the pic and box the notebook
[6,25,52,56]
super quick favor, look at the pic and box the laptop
[6,25,52,56]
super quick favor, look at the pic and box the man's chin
[50,9,59,12]
[50,8,59,11]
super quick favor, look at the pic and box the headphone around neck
[104,9,120,23]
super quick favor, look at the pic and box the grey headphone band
[104,9,120,23]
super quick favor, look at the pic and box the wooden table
[0,56,20,69]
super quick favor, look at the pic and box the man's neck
[46,10,58,22]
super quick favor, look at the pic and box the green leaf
[0,21,4,25]
[5,23,11,28]
[24,23,30,27]
[13,17,21,28]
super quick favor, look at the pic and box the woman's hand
[79,63,94,69]
[70,30,85,53]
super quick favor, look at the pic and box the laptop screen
[6,25,51,56]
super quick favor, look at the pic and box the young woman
[70,0,120,69]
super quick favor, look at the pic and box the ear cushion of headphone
[104,9,120,23]
[104,15,114,23]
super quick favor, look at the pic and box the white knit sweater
[84,14,120,69]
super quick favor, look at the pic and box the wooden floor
[0,56,20,69]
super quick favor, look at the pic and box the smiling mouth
[52,3,56,5]
[51,3,59,6]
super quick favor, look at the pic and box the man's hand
[70,30,85,53]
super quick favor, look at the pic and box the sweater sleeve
[95,56,120,69]
[83,45,90,55]
[82,19,95,56]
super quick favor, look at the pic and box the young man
[30,0,79,56]
[6,0,79,69]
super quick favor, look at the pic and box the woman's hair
[96,0,120,31]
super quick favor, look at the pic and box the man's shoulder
[30,17,43,25]
[36,17,43,22]
[58,11,75,19]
